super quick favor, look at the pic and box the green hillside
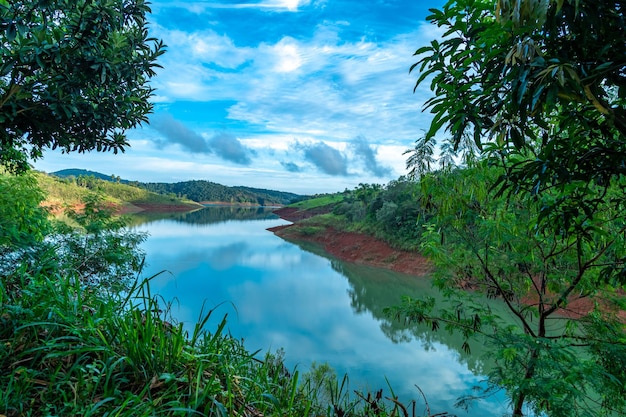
[37,171,202,212]
[52,168,130,183]
[52,169,305,206]
[140,180,302,206]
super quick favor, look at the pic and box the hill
[38,171,202,214]
[140,181,302,206]
[52,169,304,206]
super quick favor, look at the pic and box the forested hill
[140,181,302,206]
[52,169,304,206]
[53,168,131,183]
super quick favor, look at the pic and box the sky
[34,0,446,195]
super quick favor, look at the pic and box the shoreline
[268,207,432,277]
[269,207,626,321]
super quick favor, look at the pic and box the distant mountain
[52,169,305,206]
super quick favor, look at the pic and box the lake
[132,206,509,416]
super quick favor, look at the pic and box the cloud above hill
[151,113,253,165]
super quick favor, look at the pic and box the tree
[388,164,626,416]
[0,0,164,173]
[412,0,625,206]
[404,136,435,180]
[391,1,626,415]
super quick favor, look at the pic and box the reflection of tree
[280,237,493,376]
[129,206,279,226]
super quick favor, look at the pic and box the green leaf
[6,23,17,41]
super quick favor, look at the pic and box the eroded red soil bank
[269,207,431,277]
[270,207,625,321]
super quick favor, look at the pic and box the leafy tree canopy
[414,0,625,196]
[0,0,164,173]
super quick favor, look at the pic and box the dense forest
[53,169,304,206]
[140,180,302,206]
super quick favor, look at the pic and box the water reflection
[128,205,277,226]
[134,207,508,416]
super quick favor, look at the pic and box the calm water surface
[133,206,509,416]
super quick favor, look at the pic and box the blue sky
[35,0,446,195]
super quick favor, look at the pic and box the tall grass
[0,254,433,416]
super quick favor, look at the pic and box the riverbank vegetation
[2,0,624,415]
[284,160,626,416]
[36,170,203,214]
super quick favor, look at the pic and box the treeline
[140,180,302,206]
[52,169,304,206]
[332,179,422,251]
[39,171,201,209]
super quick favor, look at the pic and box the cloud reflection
[136,209,508,415]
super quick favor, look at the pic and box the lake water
[133,206,509,416]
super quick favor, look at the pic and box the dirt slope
[269,207,431,277]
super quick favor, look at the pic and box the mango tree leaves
[0,0,165,173]
[414,0,626,198]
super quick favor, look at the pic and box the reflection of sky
[135,212,509,416]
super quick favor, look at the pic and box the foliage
[413,0,626,222]
[332,180,423,250]
[405,134,479,180]
[404,137,435,180]
[140,179,302,206]
[0,0,164,173]
[385,163,626,417]
[52,194,147,290]
[290,193,344,210]
[51,169,304,206]
[34,170,201,212]
[1,173,434,416]
[0,261,315,416]
[0,172,49,248]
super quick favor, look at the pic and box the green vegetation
[275,1,625,416]
[289,163,626,416]
[284,187,424,248]
[36,171,202,211]
[3,0,625,416]
[290,193,344,210]
[140,180,302,206]
[400,1,626,415]
[0,0,164,173]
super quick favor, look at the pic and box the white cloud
[273,38,303,72]
[151,18,445,142]
[35,2,450,194]
[268,0,310,11]
[159,0,311,12]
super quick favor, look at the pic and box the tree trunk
[513,347,539,416]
